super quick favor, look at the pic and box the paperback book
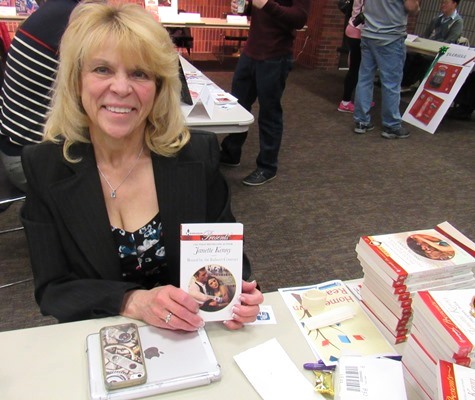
[180,223,243,322]
[279,280,394,366]
[437,360,475,400]
[412,289,475,359]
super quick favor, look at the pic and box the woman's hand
[223,280,264,330]
[120,285,204,331]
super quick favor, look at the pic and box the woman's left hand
[223,280,264,330]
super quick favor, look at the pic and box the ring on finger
[164,311,173,324]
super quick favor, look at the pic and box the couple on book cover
[189,266,236,312]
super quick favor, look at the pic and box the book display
[279,280,395,366]
[356,222,475,344]
[402,289,475,400]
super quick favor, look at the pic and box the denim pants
[354,36,406,130]
[221,53,293,175]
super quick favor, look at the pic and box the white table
[0,292,315,400]
[180,57,254,134]
[405,36,447,57]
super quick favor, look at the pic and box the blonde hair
[44,2,190,160]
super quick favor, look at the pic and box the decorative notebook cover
[180,223,243,322]
[279,280,394,366]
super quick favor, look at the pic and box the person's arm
[404,0,420,16]
[188,281,213,303]
[423,18,436,39]
[444,18,463,44]
[21,144,141,322]
[254,0,310,29]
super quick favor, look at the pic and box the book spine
[418,291,473,357]
[438,360,460,400]
[362,236,408,283]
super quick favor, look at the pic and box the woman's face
[208,278,219,289]
[80,45,156,143]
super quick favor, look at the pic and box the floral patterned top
[111,213,167,289]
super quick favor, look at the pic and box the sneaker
[338,101,354,113]
[381,125,410,139]
[242,169,276,186]
[354,122,375,134]
[220,151,240,167]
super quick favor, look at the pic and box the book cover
[279,280,394,366]
[180,223,243,322]
[358,222,475,284]
[413,289,475,358]
[437,360,475,400]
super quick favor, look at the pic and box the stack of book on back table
[355,221,475,345]
[402,289,475,400]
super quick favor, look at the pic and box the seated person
[447,72,475,120]
[21,3,263,331]
[402,0,463,90]
[0,0,81,192]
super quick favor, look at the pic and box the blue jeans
[354,36,406,130]
[221,53,293,175]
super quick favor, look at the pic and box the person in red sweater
[220,0,310,186]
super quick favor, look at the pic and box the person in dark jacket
[21,3,262,330]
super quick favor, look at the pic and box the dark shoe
[381,125,410,139]
[242,169,276,186]
[447,105,473,120]
[220,151,240,167]
[354,122,375,134]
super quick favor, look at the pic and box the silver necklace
[97,145,144,199]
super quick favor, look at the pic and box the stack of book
[402,289,475,400]
[356,222,475,345]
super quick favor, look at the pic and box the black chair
[166,10,194,58]
[0,160,25,235]
[219,14,247,63]
[0,160,31,289]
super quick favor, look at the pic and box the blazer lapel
[154,153,207,286]
[49,144,121,280]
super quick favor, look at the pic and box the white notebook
[86,325,221,400]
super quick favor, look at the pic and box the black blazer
[21,131,251,322]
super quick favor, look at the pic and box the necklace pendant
[111,190,117,198]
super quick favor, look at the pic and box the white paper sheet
[234,338,323,400]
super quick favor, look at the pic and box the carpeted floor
[1,60,474,332]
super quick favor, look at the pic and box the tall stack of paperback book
[402,289,475,400]
[355,222,475,345]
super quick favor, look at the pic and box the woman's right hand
[120,286,205,331]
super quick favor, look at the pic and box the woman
[337,0,364,113]
[204,276,233,309]
[21,3,262,331]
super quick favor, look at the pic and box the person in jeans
[338,0,364,113]
[353,0,420,139]
[220,0,310,186]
